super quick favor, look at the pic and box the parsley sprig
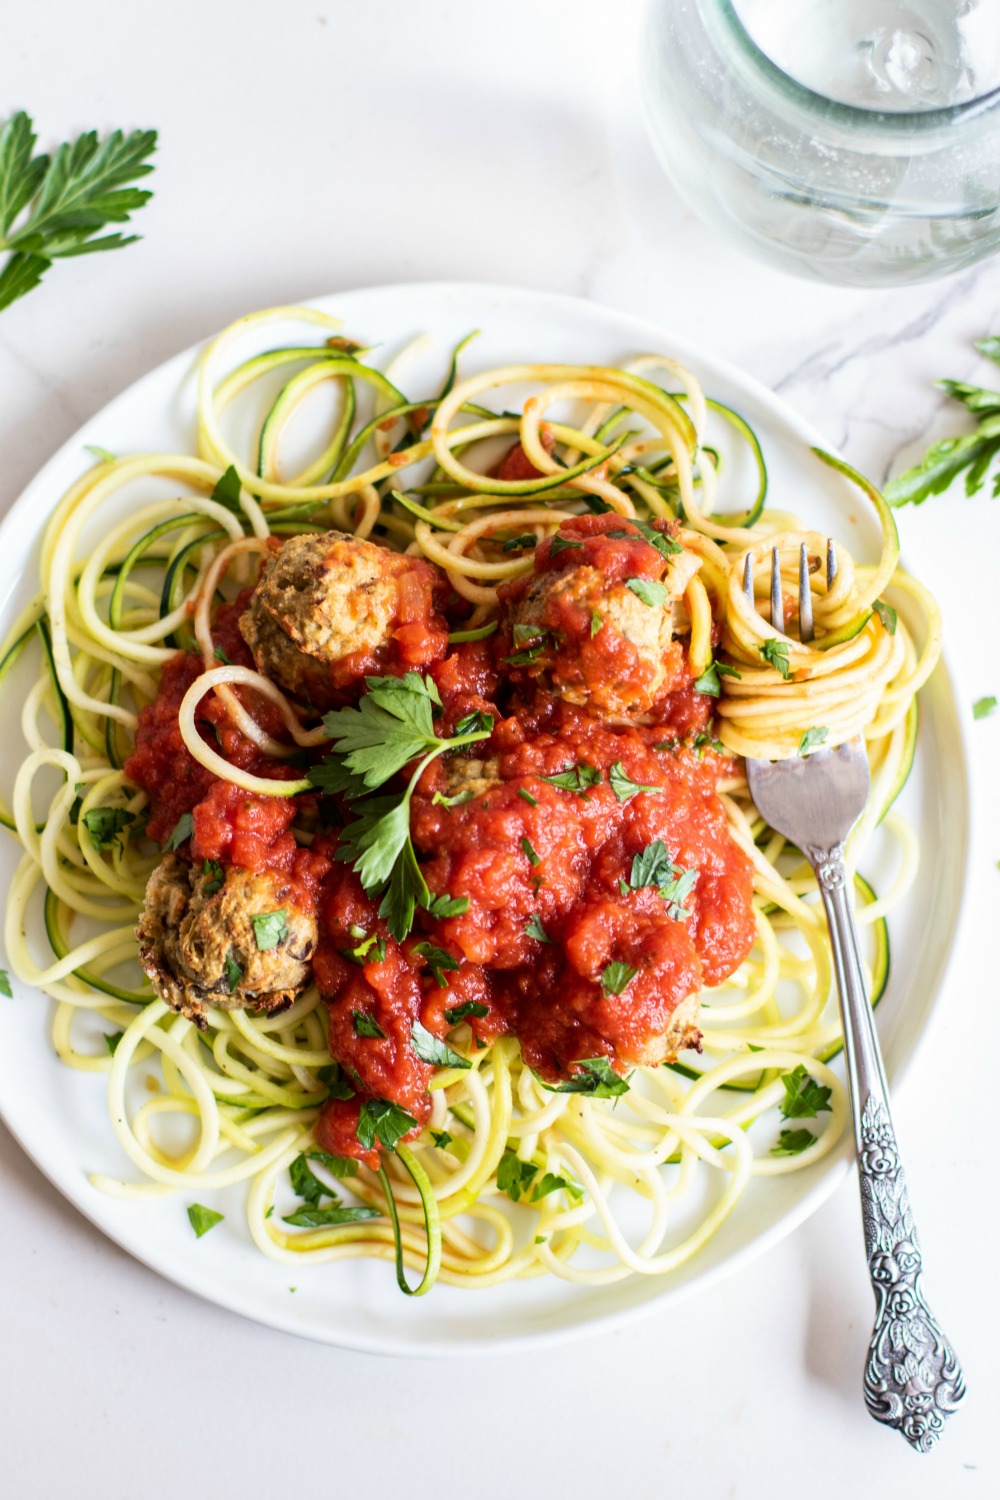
[0,111,157,315]
[886,338,1000,506]
[309,673,493,939]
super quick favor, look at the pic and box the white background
[1,2,997,1495]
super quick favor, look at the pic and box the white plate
[0,282,969,1356]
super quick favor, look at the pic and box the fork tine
[798,542,814,643]
[827,537,837,589]
[770,547,782,630]
[742,551,754,606]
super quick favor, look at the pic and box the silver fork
[742,544,966,1452]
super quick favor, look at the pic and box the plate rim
[0,278,972,1357]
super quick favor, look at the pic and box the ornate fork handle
[810,842,966,1452]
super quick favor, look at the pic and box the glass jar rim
[710,0,1000,129]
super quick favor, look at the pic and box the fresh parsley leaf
[694,663,722,696]
[317,1062,355,1100]
[431,1130,453,1149]
[501,533,537,552]
[251,909,288,951]
[431,787,477,811]
[82,806,135,852]
[873,598,898,635]
[424,892,470,919]
[779,1064,833,1120]
[223,952,243,992]
[0,112,157,316]
[357,1097,418,1153]
[308,1149,359,1179]
[211,464,243,511]
[608,519,682,558]
[352,1010,387,1039]
[187,1203,223,1238]
[165,811,194,851]
[68,782,84,824]
[533,1171,582,1203]
[213,645,231,665]
[517,787,538,807]
[104,1031,123,1055]
[410,1019,471,1070]
[289,1152,340,1205]
[443,1000,489,1023]
[282,1204,380,1227]
[412,942,461,988]
[542,1057,631,1098]
[201,859,224,895]
[86,444,115,463]
[525,914,552,943]
[974,695,997,720]
[521,836,541,866]
[454,710,494,737]
[377,833,431,942]
[609,761,662,802]
[0,968,12,998]
[770,1128,816,1157]
[626,840,696,918]
[590,609,603,638]
[626,577,668,607]
[549,534,584,556]
[760,638,792,679]
[798,726,828,756]
[497,1150,539,1202]
[601,961,637,996]
[885,349,1000,507]
[541,762,601,794]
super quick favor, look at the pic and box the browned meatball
[240,531,448,709]
[136,854,317,1027]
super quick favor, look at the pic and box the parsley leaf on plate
[541,1057,631,1098]
[410,1020,471,1070]
[541,762,601,794]
[798,726,828,756]
[356,1097,418,1153]
[82,806,135,853]
[0,969,12,999]
[352,1010,387,1039]
[626,577,668,607]
[164,811,194,851]
[873,598,897,635]
[609,761,662,802]
[760,638,792,679]
[779,1064,832,1119]
[412,942,461,988]
[282,1204,380,1227]
[187,1203,223,1238]
[251,909,288,951]
[974,696,997,720]
[525,914,552,943]
[601,961,637,996]
[443,1000,489,1024]
[770,1128,816,1157]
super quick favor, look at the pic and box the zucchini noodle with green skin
[0,305,938,1295]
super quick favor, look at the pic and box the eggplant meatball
[137,854,317,1026]
[500,521,702,718]
[240,531,448,709]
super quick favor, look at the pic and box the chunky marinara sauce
[128,499,756,1171]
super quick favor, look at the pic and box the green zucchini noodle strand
[0,304,929,1298]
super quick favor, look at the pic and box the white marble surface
[1,1,997,1494]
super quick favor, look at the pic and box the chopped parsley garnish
[517,787,538,807]
[431,1130,453,1150]
[505,624,559,666]
[601,961,637,996]
[798,726,828,756]
[412,942,461,988]
[282,1204,380,1228]
[352,1010,387,1040]
[770,1128,816,1157]
[187,1203,224,1238]
[432,788,477,809]
[608,519,682,558]
[541,762,601,794]
[608,761,662,802]
[425,891,470,919]
[317,1062,355,1100]
[309,672,493,941]
[223,952,243,992]
[779,1065,832,1119]
[0,969,12,999]
[201,859,224,895]
[521,836,541,866]
[497,1150,538,1202]
[356,1097,418,1153]
[541,1056,631,1098]
[501,533,538,552]
[973,695,997,720]
[525,914,552,943]
[625,576,668,608]
[251,909,288,951]
[873,598,897,635]
[693,660,742,697]
[760,638,792,679]
[344,931,387,966]
[164,811,194,851]
[549,534,584,556]
[68,782,84,824]
[590,609,603,638]
[444,1000,489,1024]
[104,1031,123,1056]
[453,710,494,737]
[410,1020,471,1070]
[625,840,697,919]
[211,464,243,511]
[213,645,231,665]
[82,806,136,853]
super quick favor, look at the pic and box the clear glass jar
[639,0,1000,286]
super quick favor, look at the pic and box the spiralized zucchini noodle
[0,305,940,1296]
